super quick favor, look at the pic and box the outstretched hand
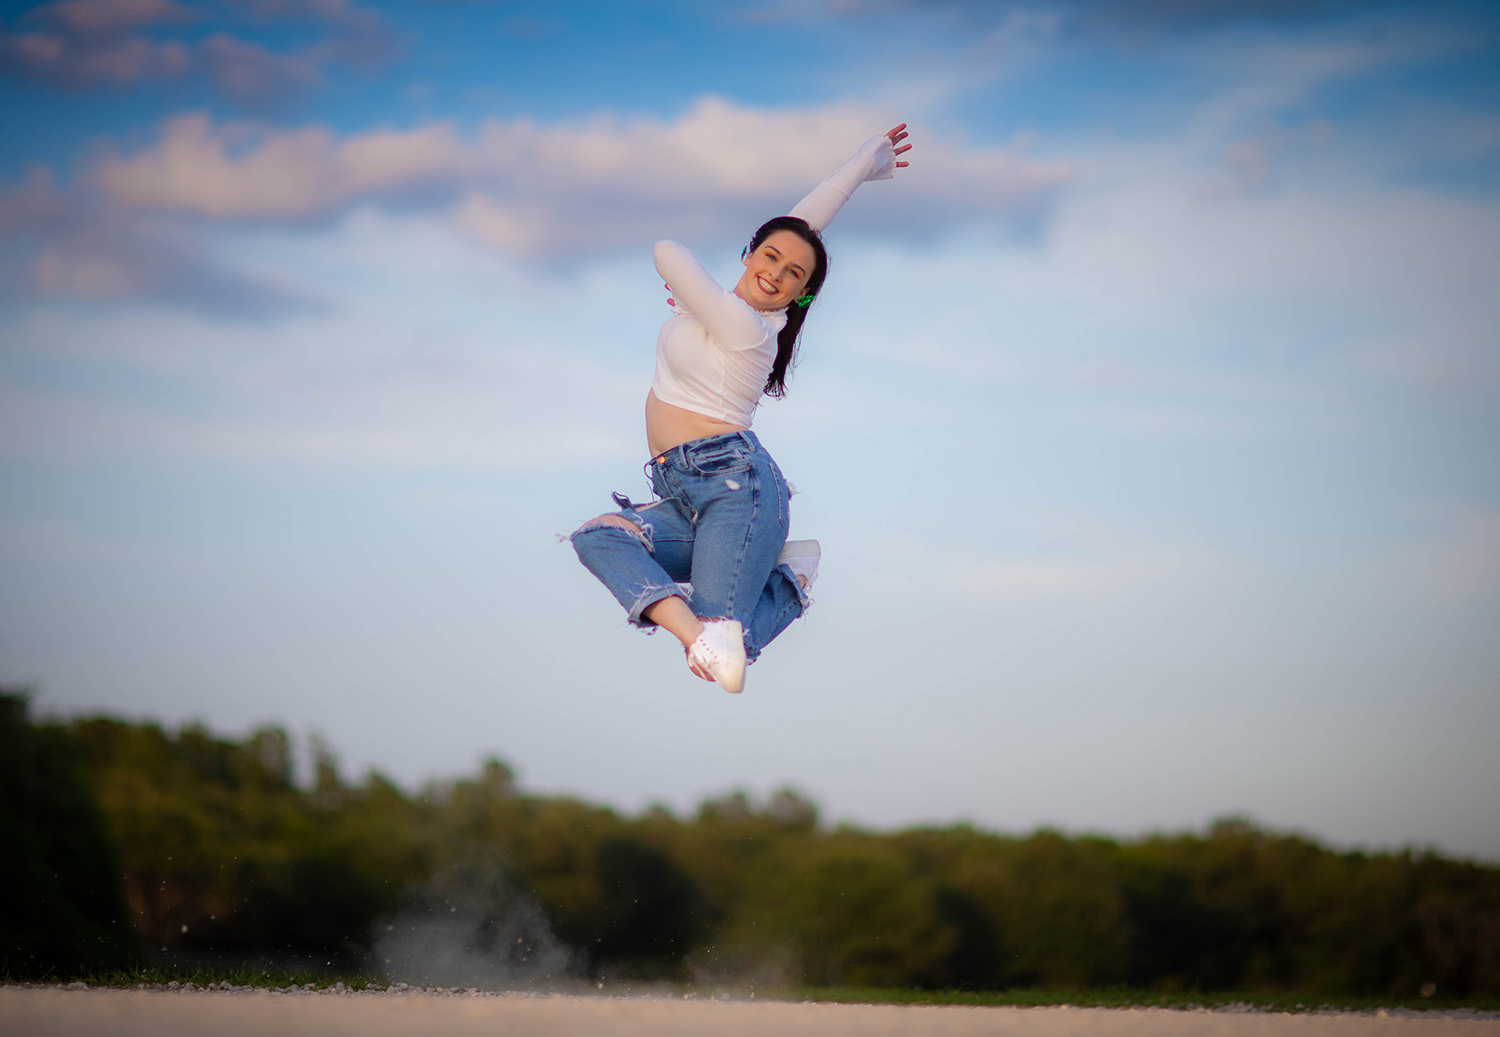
[887,123,913,168]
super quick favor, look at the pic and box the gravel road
[5,988,1498,1036]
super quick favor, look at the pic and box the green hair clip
[794,292,816,309]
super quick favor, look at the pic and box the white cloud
[96,113,471,219]
[0,175,318,316]
[0,23,189,89]
[90,97,1071,257]
[0,0,390,101]
[199,32,323,107]
[36,0,191,36]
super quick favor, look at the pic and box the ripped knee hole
[573,513,653,551]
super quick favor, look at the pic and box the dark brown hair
[745,216,829,398]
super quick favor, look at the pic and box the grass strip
[792,986,1500,1014]
[10,967,1499,1014]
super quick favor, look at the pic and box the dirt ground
[4,988,1499,1037]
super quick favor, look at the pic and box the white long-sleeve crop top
[650,133,899,428]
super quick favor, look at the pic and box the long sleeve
[788,133,898,233]
[654,239,773,352]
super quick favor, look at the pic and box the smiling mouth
[756,276,778,296]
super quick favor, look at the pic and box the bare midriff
[646,390,747,459]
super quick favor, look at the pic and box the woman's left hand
[886,123,913,168]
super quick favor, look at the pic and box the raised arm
[654,240,771,351]
[789,124,912,233]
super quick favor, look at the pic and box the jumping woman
[571,124,914,693]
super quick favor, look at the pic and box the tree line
[3,689,1497,995]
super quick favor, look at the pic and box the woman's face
[735,230,817,311]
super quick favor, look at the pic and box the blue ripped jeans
[570,430,808,662]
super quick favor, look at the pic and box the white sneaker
[778,539,821,590]
[687,619,746,694]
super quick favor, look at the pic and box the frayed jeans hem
[625,581,694,628]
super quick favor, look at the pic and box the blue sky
[2,0,1498,861]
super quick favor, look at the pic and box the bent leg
[682,460,793,661]
[642,595,705,650]
[571,487,748,690]
[742,563,808,661]
[571,503,693,628]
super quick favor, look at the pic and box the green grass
[6,964,381,992]
[9,966,1499,1014]
[791,986,1500,1014]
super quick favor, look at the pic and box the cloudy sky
[2,0,1497,861]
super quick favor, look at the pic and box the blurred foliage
[1,692,136,977]
[4,689,1498,996]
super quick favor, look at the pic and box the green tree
[0,690,136,977]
